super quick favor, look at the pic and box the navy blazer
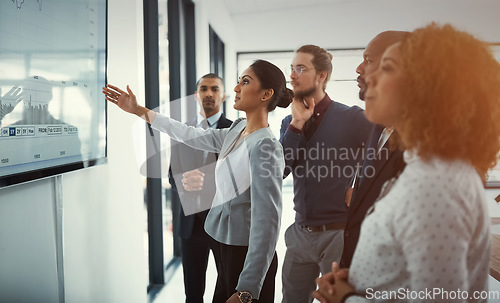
[339,125,406,268]
[169,114,232,239]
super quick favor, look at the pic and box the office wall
[0,178,60,302]
[194,0,239,121]
[230,0,500,52]
[0,0,149,302]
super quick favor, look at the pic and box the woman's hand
[102,84,139,115]
[312,262,353,303]
[103,84,155,123]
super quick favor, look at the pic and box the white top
[348,151,490,302]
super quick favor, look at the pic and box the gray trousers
[281,222,344,303]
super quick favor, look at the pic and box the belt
[302,222,346,233]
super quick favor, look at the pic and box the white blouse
[348,151,490,302]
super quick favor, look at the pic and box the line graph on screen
[11,0,43,11]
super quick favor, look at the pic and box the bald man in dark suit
[340,31,410,269]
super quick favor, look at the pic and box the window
[209,26,225,112]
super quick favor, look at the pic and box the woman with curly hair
[314,23,500,303]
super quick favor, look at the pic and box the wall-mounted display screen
[0,0,107,187]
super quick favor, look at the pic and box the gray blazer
[151,114,284,298]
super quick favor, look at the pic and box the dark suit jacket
[168,114,232,239]
[339,125,406,268]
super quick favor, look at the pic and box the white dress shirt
[197,110,222,163]
[196,110,222,129]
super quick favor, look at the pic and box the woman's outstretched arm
[103,84,156,123]
[103,84,230,153]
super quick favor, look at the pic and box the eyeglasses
[290,65,315,77]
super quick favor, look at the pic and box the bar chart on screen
[0,0,107,186]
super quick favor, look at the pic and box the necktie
[200,119,210,163]
[358,125,385,187]
[194,119,211,212]
[201,119,209,130]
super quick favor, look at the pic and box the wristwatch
[237,291,253,303]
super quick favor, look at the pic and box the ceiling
[222,0,352,16]
[217,0,500,52]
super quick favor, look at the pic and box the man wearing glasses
[279,45,372,303]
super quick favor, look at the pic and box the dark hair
[196,73,223,88]
[249,60,293,112]
[296,45,333,90]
